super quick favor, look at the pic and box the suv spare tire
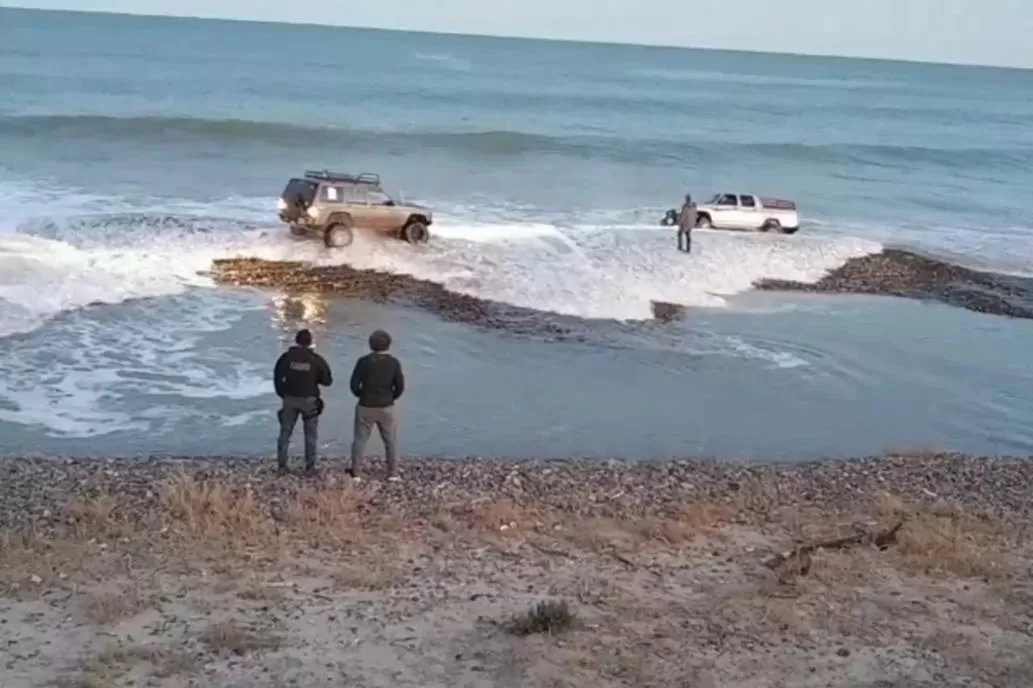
[324,222,355,248]
[402,220,429,244]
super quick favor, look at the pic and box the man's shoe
[386,475,401,483]
[304,464,319,478]
[277,464,290,476]
[346,469,362,483]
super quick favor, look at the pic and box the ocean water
[2,7,1033,459]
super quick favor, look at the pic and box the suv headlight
[277,198,287,211]
[307,206,319,218]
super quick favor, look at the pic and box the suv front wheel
[324,222,355,248]
[402,220,430,244]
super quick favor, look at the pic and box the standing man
[348,329,405,482]
[677,193,697,253]
[273,328,333,476]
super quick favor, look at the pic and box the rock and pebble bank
[757,248,1033,319]
[2,453,1031,533]
[211,249,1033,336]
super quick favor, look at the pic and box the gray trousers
[677,226,692,252]
[277,396,320,468]
[350,404,399,475]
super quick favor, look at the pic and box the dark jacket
[273,345,333,399]
[678,202,697,231]
[350,352,404,408]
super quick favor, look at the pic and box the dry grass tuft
[506,599,579,637]
[876,493,1014,579]
[84,589,151,625]
[65,493,130,539]
[455,498,548,534]
[200,620,284,656]
[286,485,365,545]
[160,470,275,545]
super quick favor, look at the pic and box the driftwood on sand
[762,518,907,575]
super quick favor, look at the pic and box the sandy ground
[1,454,1032,687]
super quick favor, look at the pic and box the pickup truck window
[718,194,737,206]
[740,195,756,208]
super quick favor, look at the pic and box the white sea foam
[0,180,885,339]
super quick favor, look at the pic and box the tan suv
[277,170,433,248]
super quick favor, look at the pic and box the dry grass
[876,493,1016,579]
[505,600,579,637]
[331,546,407,590]
[84,589,151,625]
[58,642,198,686]
[286,484,365,546]
[160,471,277,545]
[563,501,733,553]
[200,620,284,656]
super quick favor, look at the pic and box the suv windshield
[281,178,318,205]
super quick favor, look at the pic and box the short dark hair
[369,329,391,352]
[295,328,312,347]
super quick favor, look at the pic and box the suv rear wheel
[324,222,355,248]
[402,220,430,244]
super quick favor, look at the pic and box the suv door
[362,187,403,231]
[346,185,378,229]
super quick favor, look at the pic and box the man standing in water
[677,193,697,253]
[274,328,333,476]
[348,329,405,482]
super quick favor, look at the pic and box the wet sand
[2,453,1032,687]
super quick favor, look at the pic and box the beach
[3,453,1032,687]
[3,8,1033,686]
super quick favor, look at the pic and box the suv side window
[367,189,392,205]
[739,195,755,208]
[322,185,348,203]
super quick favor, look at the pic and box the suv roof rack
[303,170,381,186]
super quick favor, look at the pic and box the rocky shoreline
[3,452,1031,533]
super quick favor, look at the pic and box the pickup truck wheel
[695,215,712,229]
[324,223,354,248]
[402,221,429,244]
[761,219,783,233]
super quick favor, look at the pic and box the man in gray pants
[273,328,333,476]
[348,329,405,482]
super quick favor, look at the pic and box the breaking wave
[2,114,1029,170]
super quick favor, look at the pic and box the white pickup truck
[661,193,800,234]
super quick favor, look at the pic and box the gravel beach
[3,452,1033,532]
[2,453,1032,688]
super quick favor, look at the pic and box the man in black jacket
[348,329,405,482]
[273,328,333,475]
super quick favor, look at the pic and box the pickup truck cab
[663,193,800,234]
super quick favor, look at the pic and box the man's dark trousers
[278,396,320,470]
